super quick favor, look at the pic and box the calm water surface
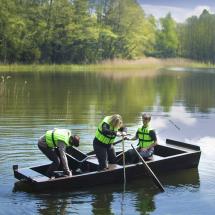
[0,68,215,215]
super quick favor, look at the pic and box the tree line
[0,0,214,64]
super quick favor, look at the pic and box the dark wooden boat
[13,139,201,192]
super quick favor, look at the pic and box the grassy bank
[0,58,214,73]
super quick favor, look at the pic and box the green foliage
[153,13,179,58]
[0,0,158,64]
[179,9,215,63]
[1,1,214,64]
[100,0,156,59]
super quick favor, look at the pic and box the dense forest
[0,0,215,64]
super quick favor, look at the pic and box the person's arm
[102,122,117,136]
[58,141,72,176]
[102,123,129,137]
[118,126,127,133]
[125,130,138,141]
[129,135,138,141]
[38,135,46,147]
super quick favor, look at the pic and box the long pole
[168,119,180,130]
[131,144,165,192]
[121,137,126,215]
[122,137,126,186]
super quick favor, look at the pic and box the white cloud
[186,5,212,18]
[169,106,197,126]
[195,136,215,145]
[141,4,215,23]
[152,117,167,129]
[188,136,215,155]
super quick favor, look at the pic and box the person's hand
[121,131,127,136]
[116,131,122,136]
[139,148,147,152]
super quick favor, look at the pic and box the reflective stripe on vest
[95,116,118,144]
[137,126,154,148]
[45,129,71,148]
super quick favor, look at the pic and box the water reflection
[12,168,200,214]
[91,188,114,215]
[1,70,215,123]
[37,193,69,215]
[162,168,200,188]
[0,68,215,215]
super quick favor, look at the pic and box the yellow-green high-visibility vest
[137,126,154,148]
[95,116,118,144]
[45,129,71,148]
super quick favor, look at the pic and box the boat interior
[14,139,200,181]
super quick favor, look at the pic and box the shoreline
[0,58,214,73]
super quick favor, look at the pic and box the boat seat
[85,158,122,172]
[150,155,163,161]
[86,157,99,165]
[18,168,49,182]
[107,164,122,170]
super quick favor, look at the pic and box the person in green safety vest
[93,114,127,171]
[38,128,80,178]
[125,113,157,163]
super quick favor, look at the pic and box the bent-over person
[38,128,80,177]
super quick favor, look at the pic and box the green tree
[94,0,156,59]
[154,13,179,57]
[179,9,215,63]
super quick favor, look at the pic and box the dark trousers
[38,143,61,177]
[93,138,116,170]
[125,148,154,164]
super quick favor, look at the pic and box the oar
[65,152,95,163]
[131,144,165,192]
[122,137,126,186]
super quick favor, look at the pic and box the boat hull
[13,139,201,192]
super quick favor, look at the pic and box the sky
[138,0,215,22]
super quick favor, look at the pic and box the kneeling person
[38,128,80,177]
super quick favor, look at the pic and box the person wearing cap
[126,113,157,162]
[38,128,80,177]
[93,114,127,171]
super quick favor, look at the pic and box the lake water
[0,68,215,215]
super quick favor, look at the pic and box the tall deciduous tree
[154,13,179,57]
[179,9,215,63]
[100,0,156,59]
